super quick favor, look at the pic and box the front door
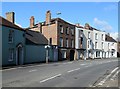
[17,46,22,65]
[70,50,75,61]
[16,44,23,65]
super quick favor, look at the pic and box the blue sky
[2,2,118,36]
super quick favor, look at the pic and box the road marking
[68,62,73,64]
[111,70,120,81]
[67,68,80,73]
[85,66,89,67]
[40,74,62,83]
[29,69,37,72]
[97,67,119,86]
[80,64,86,66]
[63,62,73,65]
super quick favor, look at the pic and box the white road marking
[111,70,120,81]
[40,74,62,83]
[68,62,73,64]
[80,64,86,66]
[29,69,37,72]
[97,67,119,86]
[67,68,80,73]
[63,62,73,65]
[85,66,89,67]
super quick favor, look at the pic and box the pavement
[1,58,119,88]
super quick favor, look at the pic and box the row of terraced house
[1,11,118,67]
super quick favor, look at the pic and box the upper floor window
[71,28,74,35]
[88,32,90,39]
[8,48,14,62]
[60,25,63,33]
[60,37,63,47]
[79,30,83,37]
[108,43,110,50]
[71,39,74,48]
[95,33,98,40]
[66,38,69,47]
[66,27,69,34]
[102,34,104,41]
[95,42,98,49]
[88,40,90,48]
[8,30,14,43]
[101,42,104,49]
[112,43,114,46]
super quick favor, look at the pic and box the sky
[1,2,119,40]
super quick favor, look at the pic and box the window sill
[8,60,13,62]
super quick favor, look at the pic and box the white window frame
[66,27,69,34]
[88,40,89,48]
[71,39,74,48]
[79,30,83,37]
[88,32,90,39]
[8,48,14,62]
[8,30,14,43]
[102,34,104,41]
[71,28,74,35]
[101,42,104,49]
[60,37,63,47]
[60,25,63,33]
[95,42,97,49]
[66,38,69,47]
[95,33,98,40]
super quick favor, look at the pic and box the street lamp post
[45,21,51,64]
[45,45,50,63]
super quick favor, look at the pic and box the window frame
[66,38,69,48]
[8,30,14,43]
[8,48,14,62]
[60,37,63,47]
[60,25,63,34]
[88,32,90,39]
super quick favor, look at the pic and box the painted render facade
[75,23,117,60]
[1,13,25,66]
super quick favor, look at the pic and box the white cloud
[93,18,113,31]
[15,22,22,27]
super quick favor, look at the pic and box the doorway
[16,44,23,65]
[70,50,75,61]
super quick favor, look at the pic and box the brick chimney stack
[6,12,15,23]
[30,16,35,28]
[38,23,42,33]
[46,10,51,25]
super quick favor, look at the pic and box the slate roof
[105,34,117,42]
[25,30,48,45]
[0,16,24,31]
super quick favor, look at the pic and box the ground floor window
[62,51,67,58]
[111,51,114,57]
[8,48,14,61]
[96,51,100,58]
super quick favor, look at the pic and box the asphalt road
[1,58,119,87]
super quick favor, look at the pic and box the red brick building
[28,10,75,61]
